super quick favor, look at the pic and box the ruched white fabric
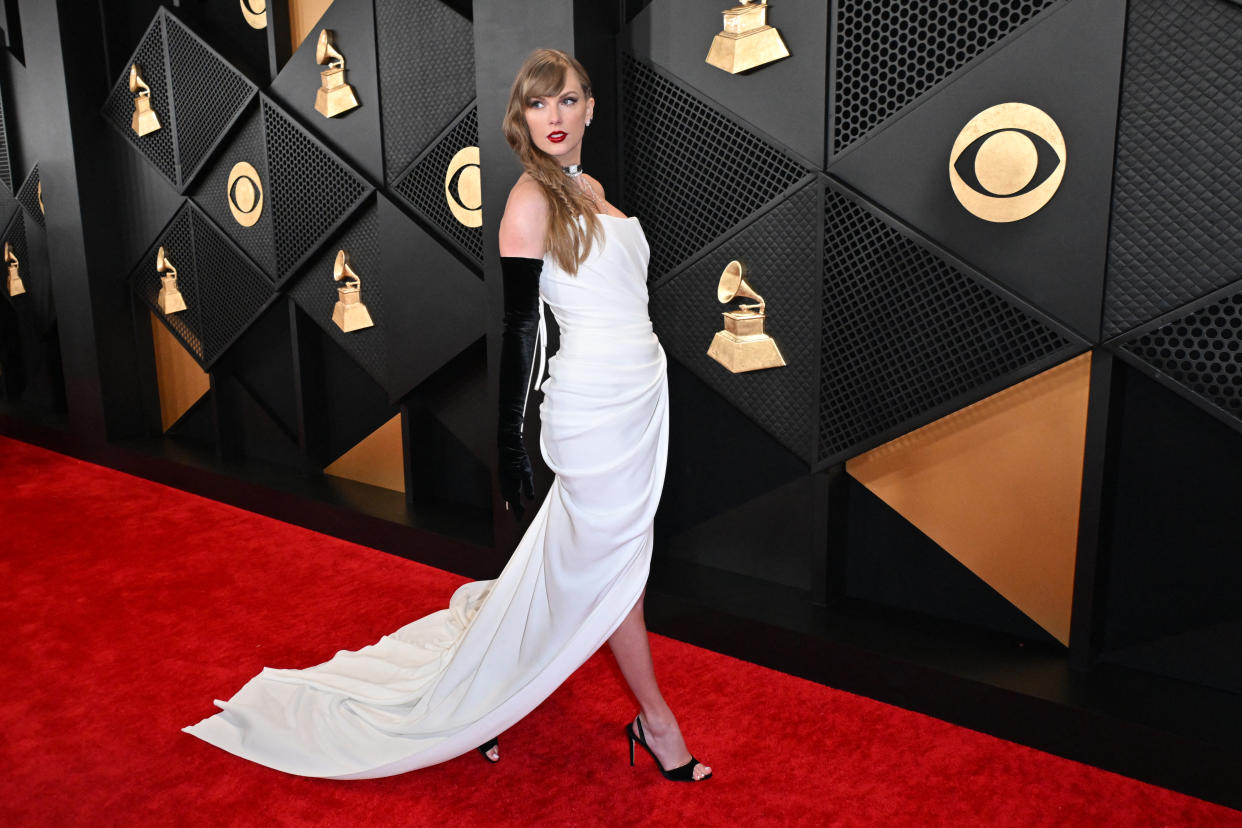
[183,214,667,779]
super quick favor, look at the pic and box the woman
[184,49,709,783]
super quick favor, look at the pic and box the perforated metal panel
[818,184,1080,464]
[129,204,274,368]
[262,98,372,281]
[1102,0,1242,337]
[830,0,1057,158]
[621,54,806,281]
[651,181,821,461]
[0,78,12,193]
[101,13,178,186]
[16,166,43,229]
[164,12,257,187]
[1,210,28,310]
[375,0,475,183]
[391,105,483,268]
[287,201,389,390]
[189,106,277,279]
[1120,288,1242,428]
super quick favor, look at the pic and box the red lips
[547,131,567,143]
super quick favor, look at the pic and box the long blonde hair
[503,49,602,275]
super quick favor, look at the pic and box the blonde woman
[184,49,709,783]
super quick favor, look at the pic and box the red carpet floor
[2,435,1239,827]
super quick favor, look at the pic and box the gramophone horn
[716,259,764,312]
[156,245,176,277]
[316,29,345,68]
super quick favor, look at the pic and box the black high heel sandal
[626,716,711,782]
[477,737,499,763]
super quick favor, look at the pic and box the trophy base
[8,275,26,297]
[706,26,790,74]
[132,108,162,137]
[157,287,186,315]
[333,301,374,332]
[315,84,360,119]
[707,330,786,373]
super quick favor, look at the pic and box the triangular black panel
[165,392,215,445]
[101,13,178,187]
[15,165,43,229]
[287,199,390,393]
[189,105,277,279]
[317,321,398,463]
[163,10,257,188]
[376,0,475,184]
[651,179,821,461]
[228,300,299,440]
[261,97,372,281]
[405,338,489,462]
[268,0,383,183]
[1103,0,1242,338]
[621,54,808,280]
[1114,282,1242,436]
[227,375,306,469]
[846,477,1061,646]
[378,194,487,401]
[818,181,1084,465]
[829,0,1126,340]
[391,104,483,268]
[0,77,12,193]
[830,0,1059,158]
[130,207,204,363]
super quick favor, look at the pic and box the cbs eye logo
[948,103,1066,223]
[227,161,263,228]
[444,146,483,228]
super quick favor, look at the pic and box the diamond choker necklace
[562,164,584,177]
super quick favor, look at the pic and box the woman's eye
[528,100,543,109]
[561,97,577,106]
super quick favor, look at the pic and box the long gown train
[184,214,665,779]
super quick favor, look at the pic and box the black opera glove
[497,256,543,518]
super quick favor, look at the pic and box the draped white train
[184,214,667,779]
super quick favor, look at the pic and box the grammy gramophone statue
[155,246,187,315]
[130,63,162,137]
[5,241,25,298]
[331,249,374,333]
[314,29,360,119]
[707,260,786,373]
[706,0,790,75]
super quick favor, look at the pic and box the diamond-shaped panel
[101,14,178,186]
[1119,287,1242,429]
[190,106,277,279]
[652,181,821,461]
[376,0,475,183]
[391,105,483,268]
[287,200,388,391]
[129,204,273,368]
[262,98,372,281]
[831,0,1057,158]
[621,54,807,281]
[819,184,1082,464]
[164,12,257,187]
[1102,0,1242,337]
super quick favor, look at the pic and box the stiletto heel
[477,737,499,763]
[624,715,711,782]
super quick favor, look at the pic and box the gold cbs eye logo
[227,161,264,228]
[948,103,1066,223]
[444,146,483,228]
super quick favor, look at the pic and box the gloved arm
[497,256,543,518]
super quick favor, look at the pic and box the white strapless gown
[184,215,667,779]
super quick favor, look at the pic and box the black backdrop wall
[3,0,1242,808]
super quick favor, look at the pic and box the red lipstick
[547,131,567,143]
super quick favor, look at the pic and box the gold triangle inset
[149,311,209,432]
[325,414,405,493]
[847,353,1092,645]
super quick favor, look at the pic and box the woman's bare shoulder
[499,175,548,258]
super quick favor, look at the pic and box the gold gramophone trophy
[155,246,187,315]
[130,63,162,136]
[314,30,360,118]
[706,260,785,373]
[706,0,790,74]
[331,249,374,332]
[5,242,24,297]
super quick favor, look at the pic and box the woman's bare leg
[608,590,710,780]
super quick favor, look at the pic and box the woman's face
[523,71,594,165]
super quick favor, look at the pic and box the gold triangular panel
[150,310,209,432]
[324,413,405,494]
[846,353,1092,645]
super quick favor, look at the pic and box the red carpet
[1,434,1238,827]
